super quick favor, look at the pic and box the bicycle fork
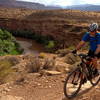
[72,71,81,85]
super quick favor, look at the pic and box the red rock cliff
[0,7,100,46]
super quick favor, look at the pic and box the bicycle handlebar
[73,53,92,61]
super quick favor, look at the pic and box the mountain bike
[64,53,100,99]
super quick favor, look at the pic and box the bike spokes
[64,69,82,98]
[90,69,100,86]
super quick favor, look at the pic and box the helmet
[89,23,98,32]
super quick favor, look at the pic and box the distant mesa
[1,1,100,11]
[0,0,61,10]
[65,4,100,11]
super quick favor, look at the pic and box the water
[16,37,45,55]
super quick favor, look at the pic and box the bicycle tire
[64,68,82,99]
[88,65,100,86]
[90,72,100,86]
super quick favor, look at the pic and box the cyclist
[72,23,100,75]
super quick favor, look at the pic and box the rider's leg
[92,57,100,76]
[88,50,99,75]
[93,53,100,69]
[92,58,97,69]
[88,50,98,69]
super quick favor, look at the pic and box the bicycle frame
[64,54,100,99]
[75,54,94,83]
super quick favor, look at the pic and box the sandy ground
[6,73,100,100]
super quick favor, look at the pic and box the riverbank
[16,37,46,55]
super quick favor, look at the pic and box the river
[16,37,45,55]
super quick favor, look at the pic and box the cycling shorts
[88,50,100,58]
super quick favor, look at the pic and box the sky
[17,0,100,6]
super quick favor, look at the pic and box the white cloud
[18,0,73,6]
[17,0,100,6]
[80,0,100,5]
[48,0,73,6]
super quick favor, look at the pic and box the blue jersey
[82,32,100,51]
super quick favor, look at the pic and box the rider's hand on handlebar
[72,49,77,54]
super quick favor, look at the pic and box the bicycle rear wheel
[64,68,82,98]
[90,68,100,86]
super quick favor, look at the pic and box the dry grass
[0,60,15,84]
[42,58,55,70]
[26,57,42,73]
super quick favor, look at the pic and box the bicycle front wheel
[64,68,82,99]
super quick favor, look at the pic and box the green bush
[67,45,75,50]
[45,41,55,49]
[0,29,22,56]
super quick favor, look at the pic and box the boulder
[64,53,80,64]
[55,62,70,73]
[44,70,62,75]
[56,49,71,57]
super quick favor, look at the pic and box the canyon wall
[0,7,100,46]
[0,18,86,46]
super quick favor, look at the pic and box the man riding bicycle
[72,23,100,74]
[64,23,100,98]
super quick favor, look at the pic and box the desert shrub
[43,58,55,70]
[0,29,23,55]
[45,40,57,52]
[45,41,55,49]
[4,56,19,65]
[0,60,15,84]
[26,57,42,73]
[55,48,71,57]
[38,53,47,59]
[67,45,75,50]
[64,53,80,64]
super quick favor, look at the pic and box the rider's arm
[76,40,86,50]
[76,33,89,50]
[94,44,100,55]
[95,34,100,55]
